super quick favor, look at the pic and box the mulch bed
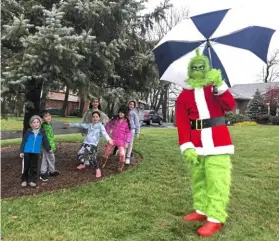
[1,142,143,199]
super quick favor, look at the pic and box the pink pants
[103,144,125,163]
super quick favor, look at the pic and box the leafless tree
[258,49,279,82]
[146,6,189,121]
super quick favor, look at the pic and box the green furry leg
[191,156,207,214]
[205,155,232,223]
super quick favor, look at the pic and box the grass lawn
[0,116,81,131]
[1,126,279,241]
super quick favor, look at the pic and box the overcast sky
[145,0,279,86]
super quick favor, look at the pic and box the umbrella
[153,8,276,88]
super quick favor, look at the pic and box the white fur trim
[194,88,210,119]
[196,210,206,215]
[196,145,234,156]
[216,82,228,95]
[201,127,215,150]
[180,142,195,153]
[208,217,221,223]
[183,82,194,90]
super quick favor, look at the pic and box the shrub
[46,108,63,116]
[233,121,257,127]
[70,108,80,116]
[270,116,279,125]
[225,112,250,124]
[256,114,270,124]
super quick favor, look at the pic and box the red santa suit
[176,81,236,236]
[176,82,235,155]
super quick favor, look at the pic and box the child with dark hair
[103,106,132,172]
[81,98,109,126]
[65,111,113,177]
[20,115,51,187]
[39,110,60,181]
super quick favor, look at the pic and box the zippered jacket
[41,122,56,151]
[20,128,50,154]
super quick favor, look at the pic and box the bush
[46,108,63,116]
[256,114,271,124]
[270,116,279,125]
[225,112,250,124]
[233,121,257,127]
[70,108,80,116]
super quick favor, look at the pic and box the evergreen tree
[245,89,267,121]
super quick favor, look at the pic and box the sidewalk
[1,121,173,140]
[1,121,80,140]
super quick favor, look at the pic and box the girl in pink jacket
[103,106,132,172]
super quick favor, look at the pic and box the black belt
[190,116,226,130]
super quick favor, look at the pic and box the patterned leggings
[77,144,99,168]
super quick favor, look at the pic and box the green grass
[1,126,279,241]
[0,116,81,131]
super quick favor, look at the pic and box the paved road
[1,121,174,140]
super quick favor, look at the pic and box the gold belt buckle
[196,119,203,130]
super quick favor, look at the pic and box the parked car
[143,110,163,125]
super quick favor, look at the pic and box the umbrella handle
[213,85,218,95]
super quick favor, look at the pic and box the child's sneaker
[28,182,37,187]
[77,164,85,169]
[84,160,90,166]
[125,157,130,165]
[96,168,102,177]
[40,173,48,182]
[49,170,60,177]
[21,181,27,187]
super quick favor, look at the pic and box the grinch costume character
[175,49,235,237]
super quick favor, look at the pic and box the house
[229,82,279,114]
[46,92,81,116]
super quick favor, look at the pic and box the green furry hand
[182,149,199,166]
[206,69,223,87]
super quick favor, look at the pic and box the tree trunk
[40,83,49,110]
[61,85,70,117]
[23,78,43,135]
[154,88,164,113]
[79,95,85,118]
[162,84,169,122]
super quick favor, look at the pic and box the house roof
[47,92,79,102]
[229,82,279,100]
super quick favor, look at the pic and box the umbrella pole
[206,41,218,95]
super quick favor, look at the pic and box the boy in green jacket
[39,110,60,181]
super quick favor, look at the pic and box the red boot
[183,212,207,222]
[197,221,222,237]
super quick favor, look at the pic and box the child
[125,100,140,164]
[20,115,51,187]
[65,111,113,177]
[39,110,60,181]
[103,106,132,172]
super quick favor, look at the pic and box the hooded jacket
[41,122,56,151]
[69,122,111,146]
[127,101,140,134]
[20,115,51,154]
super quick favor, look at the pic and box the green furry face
[189,59,207,80]
[185,49,223,88]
